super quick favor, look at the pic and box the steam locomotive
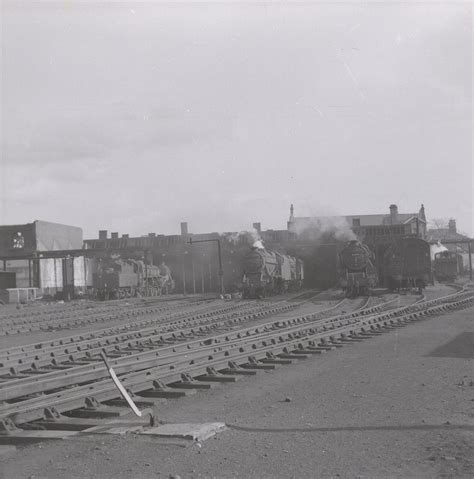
[433,251,463,282]
[383,237,431,291]
[92,257,175,300]
[241,247,304,298]
[338,240,378,296]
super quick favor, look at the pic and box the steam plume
[430,241,448,260]
[222,228,265,249]
[290,216,357,242]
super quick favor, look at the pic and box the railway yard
[0,283,472,478]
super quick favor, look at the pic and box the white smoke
[290,216,357,242]
[430,241,448,260]
[222,228,265,249]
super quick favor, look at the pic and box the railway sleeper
[65,396,130,419]
[278,347,309,359]
[221,361,257,376]
[33,407,104,431]
[260,352,292,365]
[137,380,190,399]
[294,344,326,354]
[241,356,276,370]
[196,367,239,383]
[171,373,214,390]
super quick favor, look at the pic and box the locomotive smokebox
[340,241,371,271]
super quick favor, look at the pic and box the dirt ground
[1,301,473,478]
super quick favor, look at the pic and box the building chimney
[253,222,261,233]
[122,234,129,239]
[99,230,108,240]
[419,204,426,222]
[289,204,294,222]
[448,219,456,234]
[180,222,188,237]
[148,233,156,237]
[111,232,118,239]
[389,204,398,224]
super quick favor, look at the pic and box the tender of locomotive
[92,257,175,299]
[383,237,431,291]
[433,251,462,282]
[338,240,378,296]
[241,246,304,298]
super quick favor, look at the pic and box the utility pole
[188,238,225,295]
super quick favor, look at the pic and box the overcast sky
[1,1,472,238]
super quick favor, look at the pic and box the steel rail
[0,291,454,402]
[0,297,194,328]
[0,297,345,378]
[0,298,321,376]
[0,300,258,357]
[0,299,225,335]
[0,299,364,400]
[2,293,473,428]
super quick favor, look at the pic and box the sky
[1,1,472,239]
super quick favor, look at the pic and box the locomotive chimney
[389,204,398,224]
[252,222,261,234]
[99,230,108,240]
[180,222,188,236]
[448,219,456,234]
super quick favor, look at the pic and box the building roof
[290,213,424,229]
[427,229,470,242]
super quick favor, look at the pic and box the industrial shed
[0,220,86,299]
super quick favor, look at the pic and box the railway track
[0,293,337,379]
[0,286,472,440]
[0,298,213,336]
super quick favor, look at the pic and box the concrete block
[141,422,227,442]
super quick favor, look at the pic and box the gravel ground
[1,299,472,479]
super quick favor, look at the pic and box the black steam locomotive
[338,240,378,296]
[241,246,304,298]
[92,257,175,300]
